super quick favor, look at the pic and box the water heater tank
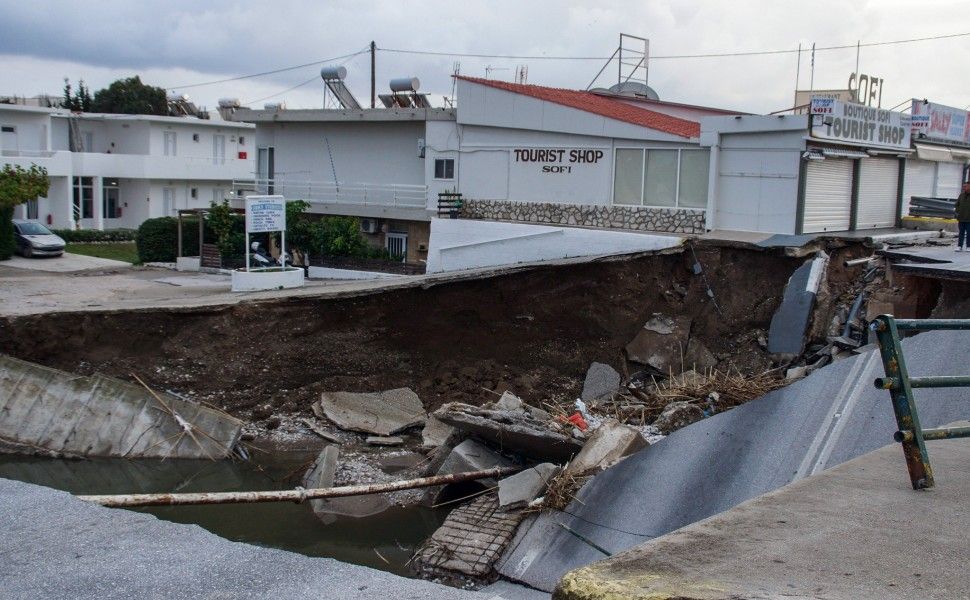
[389,77,420,93]
[320,66,348,81]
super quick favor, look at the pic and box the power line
[164,49,368,91]
[379,31,970,61]
[242,75,318,105]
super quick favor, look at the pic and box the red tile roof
[456,76,701,139]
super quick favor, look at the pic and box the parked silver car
[12,220,65,257]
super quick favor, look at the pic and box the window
[434,158,455,180]
[238,136,246,145]
[1,126,14,133]
[73,176,94,219]
[102,179,120,219]
[190,188,198,199]
[26,198,38,219]
[612,148,710,209]
[163,131,177,156]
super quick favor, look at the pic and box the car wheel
[23,246,32,258]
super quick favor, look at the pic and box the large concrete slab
[498,330,970,592]
[880,244,970,280]
[0,355,243,459]
[1,252,131,272]
[0,477,487,600]
[555,435,970,599]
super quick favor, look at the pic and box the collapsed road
[497,328,970,592]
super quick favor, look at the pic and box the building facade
[0,104,254,230]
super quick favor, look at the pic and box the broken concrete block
[424,439,517,505]
[786,365,809,380]
[493,391,524,412]
[434,402,583,463]
[525,405,552,422]
[316,388,425,436]
[421,415,458,449]
[366,436,404,446]
[625,314,692,373]
[767,253,829,358]
[581,362,621,403]
[302,445,391,523]
[683,339,717,372]
[498,463,559,509]
[652,401,705,434]
[565,419,648,477]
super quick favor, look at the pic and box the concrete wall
[0,108,51,154]
[426,218,683,273]
[256,120,426,186]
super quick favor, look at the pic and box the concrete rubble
[0,355,243,459]
[625,314,692,372]
[366,436,404,446]
[314,388,426,436]
[580,362,621,404]
[498,463,559,509]
[302,445,392,523]
[652,401,706,434]
[424,439,516,505]
[563,420,648,477]
[433,402,583,463]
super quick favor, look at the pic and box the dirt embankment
[0,244,881,420]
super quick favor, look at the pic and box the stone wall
[460,199,705,234]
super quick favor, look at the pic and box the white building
[231,75,740,261]
[0,104,254,230]
[905,99,970,212]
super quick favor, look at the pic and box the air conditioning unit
[360,218,379,234]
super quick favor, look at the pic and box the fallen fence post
[77,466,521,508]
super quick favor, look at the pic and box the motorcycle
[248,241,291,268]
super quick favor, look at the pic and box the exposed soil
[0,242,896,422]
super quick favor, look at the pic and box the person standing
[956,182,970,251]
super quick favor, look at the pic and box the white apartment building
[0,103,254,230]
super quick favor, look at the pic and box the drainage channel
[0,453,448,577]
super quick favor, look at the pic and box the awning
[950,148,970,160]
[915,143,954,162]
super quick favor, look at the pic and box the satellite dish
[608,82,659,100]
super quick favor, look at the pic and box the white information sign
[246,195,286,233]
[809,100,911,150]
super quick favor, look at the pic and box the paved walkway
[1,252,132,273]
[0,477,490,600]
[556,435,970,599]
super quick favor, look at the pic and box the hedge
[135,217,201,263]
[0,206,14,260]
[52,228,135,243]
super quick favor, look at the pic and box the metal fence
[232,178,428,208]
[872,315,970,489]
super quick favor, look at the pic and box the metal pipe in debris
[844,256,877,267]
[77,466,521,508]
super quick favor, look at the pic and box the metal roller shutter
[937,162,966,200]
[803,158,852,233]
[856,157,899,229]
[903,159,936,216]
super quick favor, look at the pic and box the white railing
[233,178,428,208]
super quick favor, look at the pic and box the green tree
[0,164,50,260]
[207,198,237,258]
[61,78,92,111]
[91,76,167,115]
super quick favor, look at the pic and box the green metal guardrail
[871,315,970,490]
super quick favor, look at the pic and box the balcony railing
[0,149,58,158]
[233,178,428,208]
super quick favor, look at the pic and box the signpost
[244,195,286,271]
[809,99,911,151]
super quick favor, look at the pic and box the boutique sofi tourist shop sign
[810,99,911,150]
[245,195,286,271]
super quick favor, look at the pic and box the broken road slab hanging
[767,253,829,358]
[434,402,583,463]
[0,355,243,459]
[315,388,426,436]
[625,315,692,373]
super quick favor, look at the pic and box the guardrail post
[872,314,934,489]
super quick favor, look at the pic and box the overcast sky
[1,0,968,115]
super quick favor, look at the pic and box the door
[164,132,177,156]
[385,232,407,261]
[162,188,174,216]
[1,125,18,155]
[213,135,225,165]
[802,158,853,233]
[937,162,965,200]
[856,157,900,229]
[257,147,275,193]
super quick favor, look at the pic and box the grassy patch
[66,242,140,264]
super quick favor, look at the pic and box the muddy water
[0,453,447,577]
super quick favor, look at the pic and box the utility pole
[370,41,376,109]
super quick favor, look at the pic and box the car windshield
[18,222,53,235]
